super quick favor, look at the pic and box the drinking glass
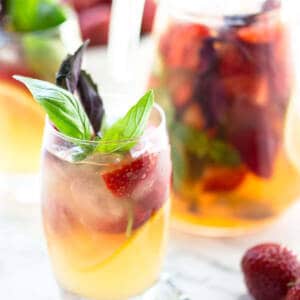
[41,103,173,300]
[0,10,81,202]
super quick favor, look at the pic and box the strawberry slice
[102,154,157,197]
[202,166,247,192]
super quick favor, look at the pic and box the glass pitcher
[109,0,300,236]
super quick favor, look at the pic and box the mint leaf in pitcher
[14,76,92,140]
[96,90,154,153]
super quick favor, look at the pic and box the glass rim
[0,7,75,40]
[45,102,167,146]
[168,1,281,25]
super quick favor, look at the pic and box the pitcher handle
[108,0,146,84]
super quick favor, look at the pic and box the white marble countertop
[2,41,300,300]
[2,192,300,300]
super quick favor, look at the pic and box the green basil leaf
[209,140,241,166]
[8,0,66,32]
[14,76,92,140]
[96,90,154,153]
[171,139,188,192]
[171,122,241,167]
[172,122,209,158]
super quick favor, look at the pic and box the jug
[108,0,300,236]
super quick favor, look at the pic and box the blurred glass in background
[0,0,81,202]
[63,0,156,46]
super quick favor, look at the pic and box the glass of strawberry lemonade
[15,44,172,300]
[42,104,171,300]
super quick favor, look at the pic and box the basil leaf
[8,0,66,32]
[56,41,88,93]
[171,140,188,192]
[172,122,241,167]
[14,76,92,140]
[96,90,154,153]
[78,70,104,134]
[0,0,6,21]
[172,122,209,158]
[209,140,241,166]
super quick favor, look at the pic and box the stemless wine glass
[41,102,172,300]
[0,10,81,201]
[148,0,300,236]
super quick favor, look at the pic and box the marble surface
[2,191,300,300]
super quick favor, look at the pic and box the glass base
[59,275,189,300]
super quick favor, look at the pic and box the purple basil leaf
[0,0,6,21]
[77,70,104,134]
[56,41,89,93]
[194,37,222,128]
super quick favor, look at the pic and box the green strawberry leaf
[96,90,154,153]
[14,76,92,140]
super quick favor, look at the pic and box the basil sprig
[14,43,154,159]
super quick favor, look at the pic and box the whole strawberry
[286,284,300,300]
[241,243,300,300]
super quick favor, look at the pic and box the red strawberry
[237,20,282,44]
[93,205,152,233]
[102,154,157,197]
[241,243,300,300]
[141,0,156,34]
[286,284,300,300]
[202,166,246,192]
[159,23,210,70]
[64,0,111,12]
[79,4,111,46]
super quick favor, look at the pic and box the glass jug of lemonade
[105,0,300,236]
[149,0,300,235]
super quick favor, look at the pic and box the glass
[0,11,81,174]
[148,0,300,236]
[41,103,172,300]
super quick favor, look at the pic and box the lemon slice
[49,202,169,300]
[0,79,44,172]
